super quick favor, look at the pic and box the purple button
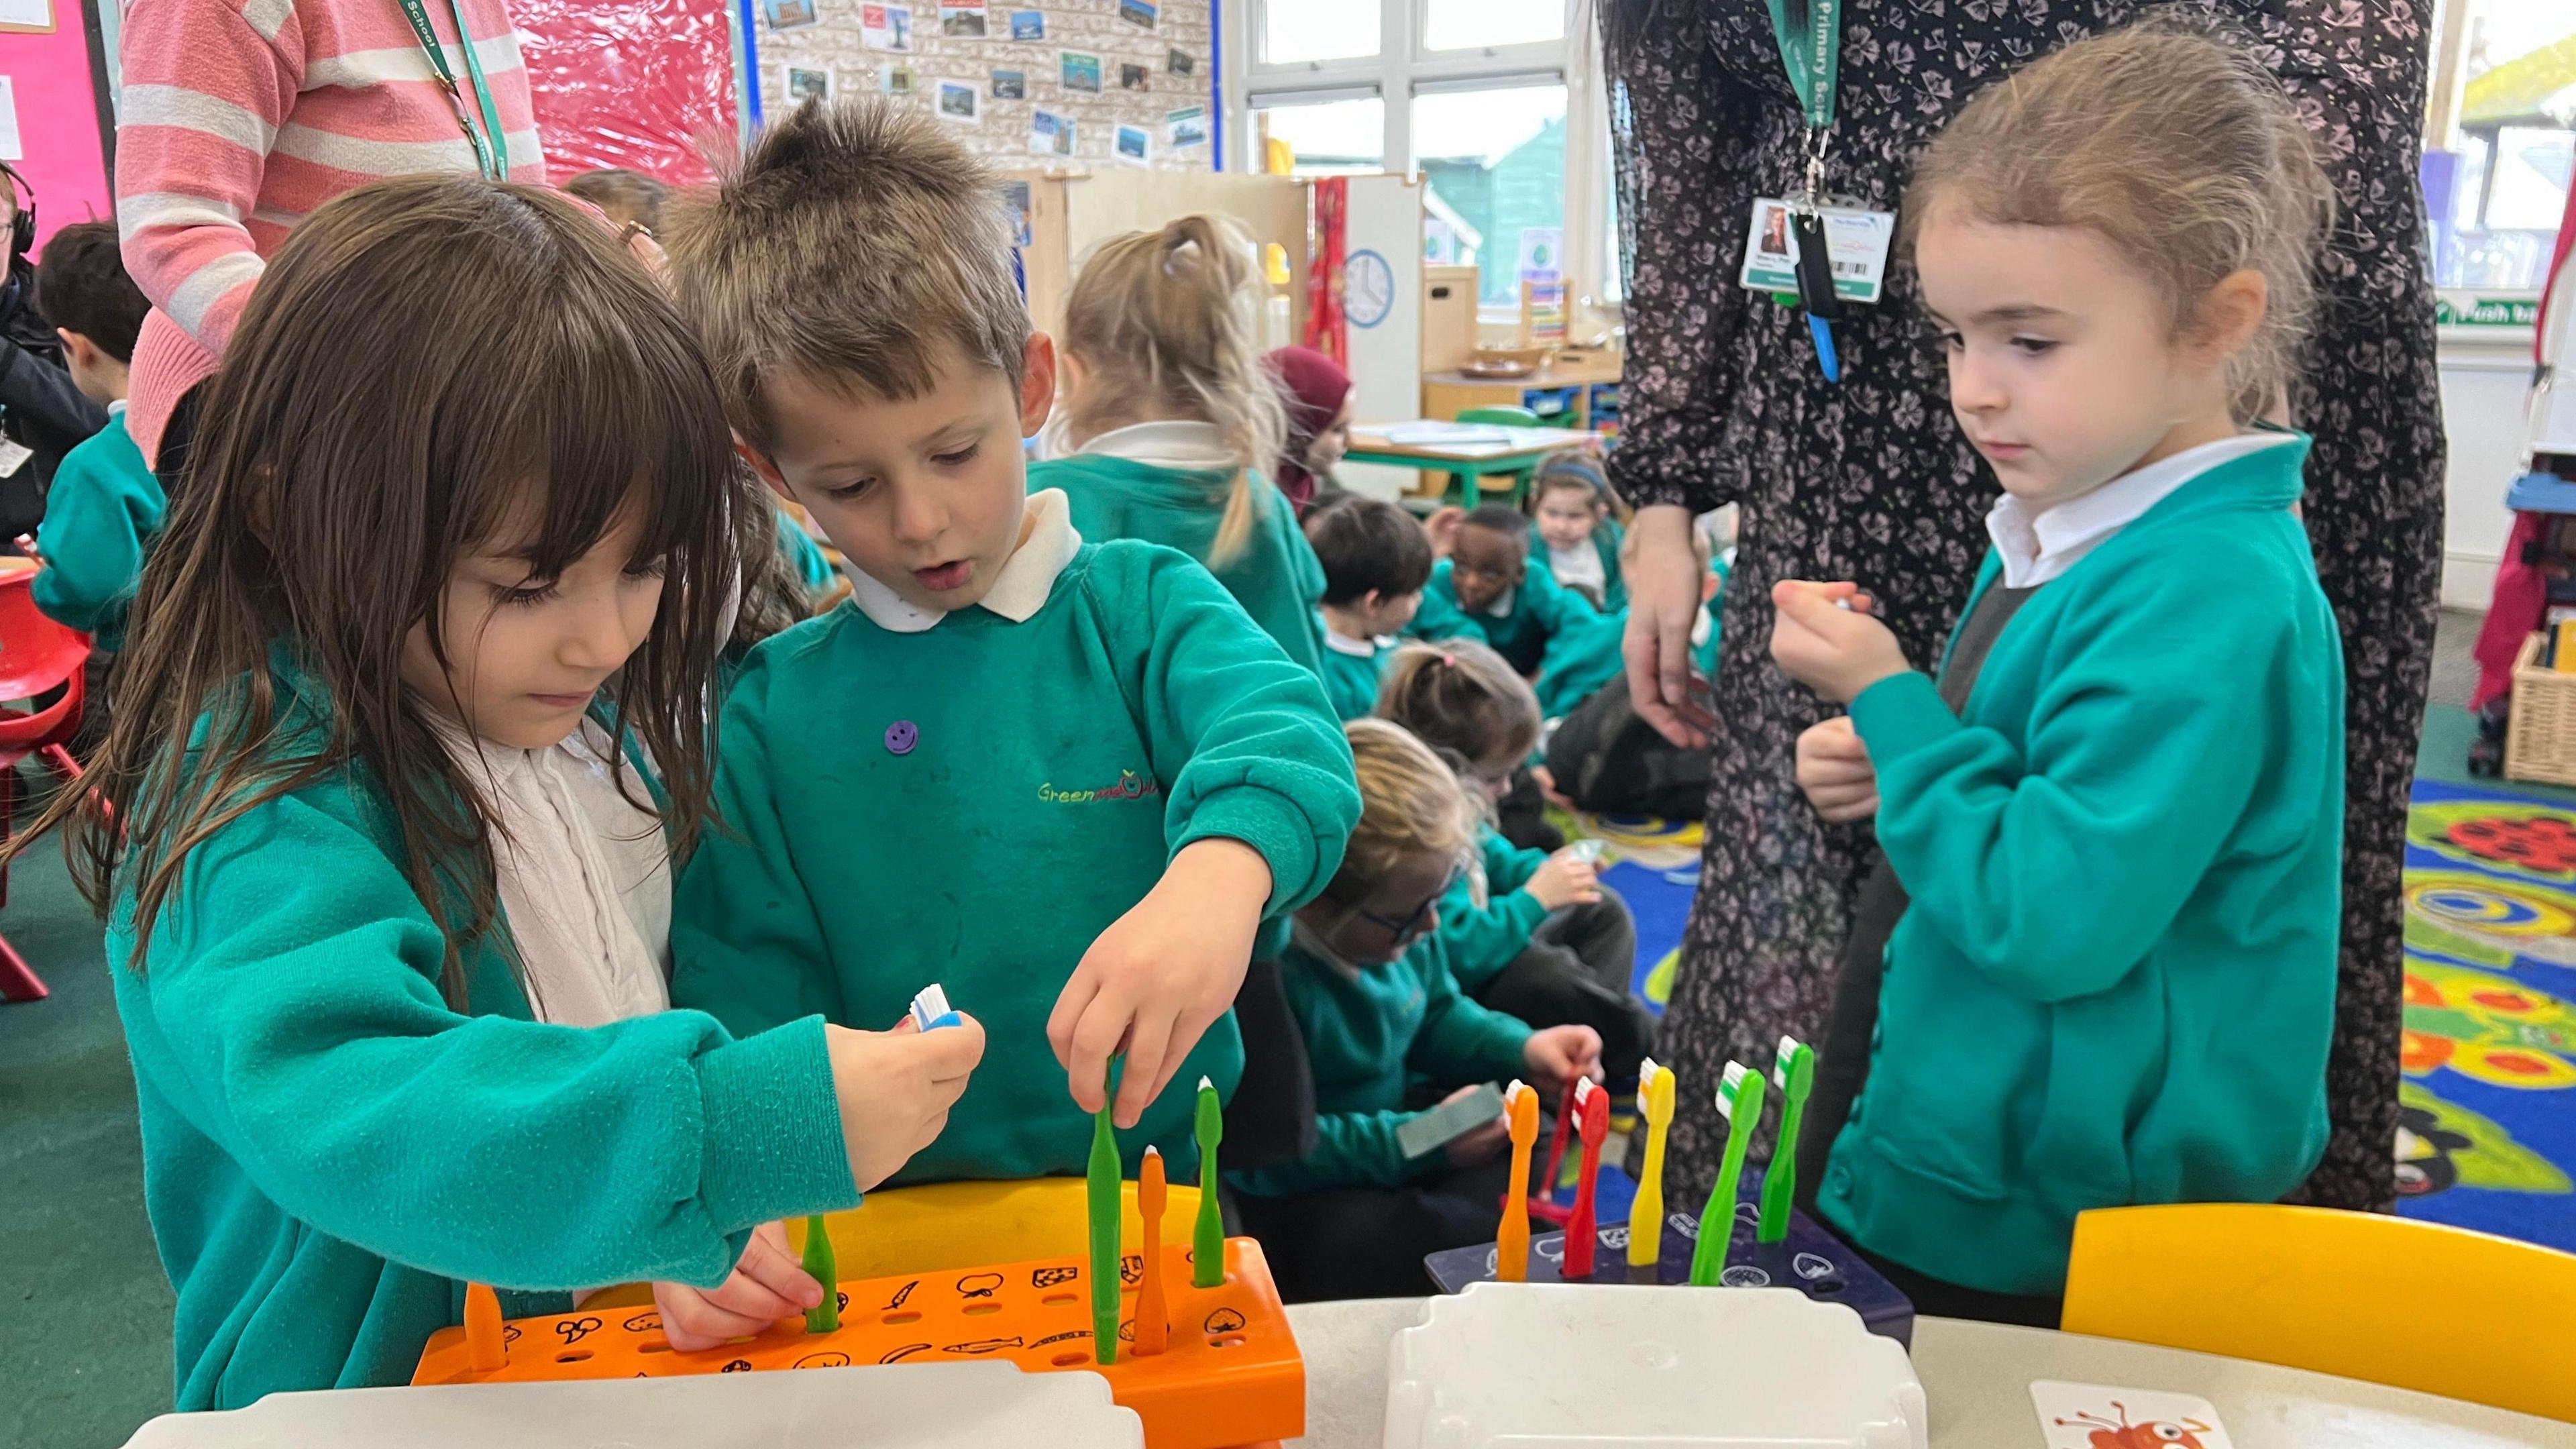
[884,720,918,755]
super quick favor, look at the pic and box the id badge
[1738,198,1895,306]
[0,438,28,478]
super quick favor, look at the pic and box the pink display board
[0,4,113,251]
[517,0,737,188]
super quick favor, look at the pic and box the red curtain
[1303,177,1348,364]
[517,0,737,186]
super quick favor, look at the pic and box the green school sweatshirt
[32,411,162,649]
[1032,454,1330,676]
[774,508,837,598]
[669,540,1358,1184]
[113,665,856,1411]
[1416,557,1624,716]
[1439,826,1550,990]
[1319,629,1394,721]
[1230,928,1532,1195]
[1821,437,2345,1297]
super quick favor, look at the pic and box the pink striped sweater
[115,0,548,464]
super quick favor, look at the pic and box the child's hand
[1795,716,1880,822]
[1769,580,1913,704]
[1438,1084,1512,1167]
[1522,1024,1605,1093]
[824,1014,987,1192]
[651,1221,820,1351]
[1424,506,1466,559]
[1051,839,1271,1128]
[1523,851,1603,912]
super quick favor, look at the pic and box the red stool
[0,559,91,1003]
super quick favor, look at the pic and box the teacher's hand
[1621,505,1715,748]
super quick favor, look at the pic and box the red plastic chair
[0,558,91,1003]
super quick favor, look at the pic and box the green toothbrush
[1088,1056,1124,1364]
[1192,1075,1225,1288]
[1688,1061,1767,1286]
[800,1214,839,1333]
[1757,1036,1815,1245]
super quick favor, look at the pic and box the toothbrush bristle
[1718,1061,1750,1114]
[1637,1058,1662,1091]
[1197,1075,1213,1091]
[1574,1077,1595,1104]
[1143,1144,1161,1158]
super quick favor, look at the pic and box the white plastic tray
[1384,1283,1928,1448]
[121,1360,1144,1448]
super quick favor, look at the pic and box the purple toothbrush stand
[1422,1200,1915,1349]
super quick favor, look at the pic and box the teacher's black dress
[1603,0,2440,1216]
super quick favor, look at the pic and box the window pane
[1413,85,1568,308]
[1424,0,1562,52]
[2422,0,2573,290]
[1255,97,1387,176]
[1263,0,1380,64]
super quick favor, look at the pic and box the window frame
[1231,0,1615,317]
[2420,0,2574,305]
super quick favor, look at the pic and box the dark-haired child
[1419,504,1624,717]
[1305,492,1434,720]
[28,220,158,647]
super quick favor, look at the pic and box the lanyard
[398,0,510,182]
[1762,0,1840,201]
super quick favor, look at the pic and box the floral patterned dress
[1603,0,2440,1215]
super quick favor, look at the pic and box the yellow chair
[2061,1203,2576,1422]
[584,1179,1199,1311]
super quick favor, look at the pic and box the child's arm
[1789,572,2312,1002]
[1230,1105,1438,1194]
[1054,545,1363,1126]
[1534,608,1629,717]
[1405,937,1546,1090]
[669,651,844,1036]
[1437,833,1554,991]
[115,0,301,359]
[1402,564,1483,642]
[135,790,877,1294]
[30,433,163,635]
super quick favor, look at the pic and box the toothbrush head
[1638,1058,1674,1123]
[1773,1036,1815,1097]
[1718,1061,1751,1119]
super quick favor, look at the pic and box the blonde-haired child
[1231,718,1601,1299]
[1034,214,1330,674]
[1770,19,2343,1323]
[1376,641,1656,1090]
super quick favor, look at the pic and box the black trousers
[1472,893,1655,1092]
[1236,1110,1555,1302]
[1494,769,1563,853]
[1851,1240,2062,1330]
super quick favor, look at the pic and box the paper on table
[2031,1381,2233,1449]
[1364,422,1516,447]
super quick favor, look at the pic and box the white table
[1283,1299,2576,1448]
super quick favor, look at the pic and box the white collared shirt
[842,486,1084,633]
[1322,629,1385,660]
[1548,541,1606,598]
[1053,417,1239,472]
[1986,433,2299,590]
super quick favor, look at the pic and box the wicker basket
[2505,633,2576,786]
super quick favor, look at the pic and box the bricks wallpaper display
[754,0,1217,171]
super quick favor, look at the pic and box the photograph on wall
[991,68,1026,99]
[1165,105,1206,149]
[1167,48,1194,75]
[1119,62,1148,90]
[787,67,832,101]
[940,3,987,36]
[938,79,980,121]
[1029,109,1072,156]
[1115,123,1150,166]
[1010,9,1044,40]
[1118,0,1156,29]
[761,0,818,29]
[883,62,916,95]
[1003,180,1033,248]
[1061,51,1102,93]
[862,3,913,52]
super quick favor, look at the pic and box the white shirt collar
[842,487,1083,633]
[1322,628,1382,659]
[1548,541,1605,590]
[1986,433,2298,590]
[107,398,129,419]
[1069,419,1238,472]
[1481,585,1517,619]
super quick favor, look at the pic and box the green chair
[1450,406,1544,507]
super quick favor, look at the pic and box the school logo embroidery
[1038,768,1162,804]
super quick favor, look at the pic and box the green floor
[0,838,174,1448]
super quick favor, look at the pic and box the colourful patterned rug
[2398,782,2576,1250]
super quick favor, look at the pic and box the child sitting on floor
[1305,492,1434,720]
[27,220,157,651]
[1528,451,1627,612]
[663,99,1359,1173]
[1034,215,1330,675]
[1230,718,1600,1301]
[1376,641,1656,1091]
[1417,504,1625,718]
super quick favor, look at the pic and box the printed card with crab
[2030,1381,2235,1448]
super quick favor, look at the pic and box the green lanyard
[398,0,510,181]
[1762,0,1841,199]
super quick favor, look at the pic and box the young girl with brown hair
[1034,214,1329,674]
[1376,641,1657,1092]
[9,175,985,1408]
[1770,19,2344,1323]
